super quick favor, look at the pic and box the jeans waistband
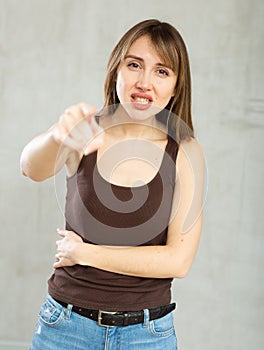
[54,298,176,327]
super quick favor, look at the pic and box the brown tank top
[48,135,178,311]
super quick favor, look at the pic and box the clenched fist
[52,102,104,155]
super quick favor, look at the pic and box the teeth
[134,97,149,104]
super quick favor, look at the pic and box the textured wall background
[0,0,263,349]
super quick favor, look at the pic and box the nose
[135,70,152,91]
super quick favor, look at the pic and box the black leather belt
[55,298,176,327]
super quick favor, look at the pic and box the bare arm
[20,125,73,181]
[54,138,206,279]
[20,103,104,181]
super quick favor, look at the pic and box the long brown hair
[104,19,194,142]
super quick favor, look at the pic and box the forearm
[20,125,68,181]
[78,243,187,279]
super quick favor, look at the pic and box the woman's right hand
[52,102,104,155]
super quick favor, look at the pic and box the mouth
[130,93,153,110]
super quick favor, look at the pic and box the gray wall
[0,0,263,349]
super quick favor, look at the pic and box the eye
[127,62,141,70]
[157,68,169,76]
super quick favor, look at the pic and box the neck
[100,104,167,140]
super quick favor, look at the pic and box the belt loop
[64,303,73,320]
[143,309,150,327]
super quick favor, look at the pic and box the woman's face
[116,35,177,120]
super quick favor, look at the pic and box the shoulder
[176,137,205,177]
[179,137,204,155]
[178,137,205,162]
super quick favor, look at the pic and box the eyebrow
[124,54,172,70]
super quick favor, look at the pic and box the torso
[48,120,179,310]
[96,133,168,188]
[66,117,168,186]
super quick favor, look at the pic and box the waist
[48,268,173,311]
[54,297,176,327]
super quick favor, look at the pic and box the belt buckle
[98,310,117,327]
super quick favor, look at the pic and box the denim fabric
[30,294,178,350]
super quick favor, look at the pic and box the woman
[21,19,205,350]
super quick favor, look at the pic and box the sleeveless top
[48,135,178,311]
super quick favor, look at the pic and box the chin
[122,102,162,121]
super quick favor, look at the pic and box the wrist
[75,242,90,266]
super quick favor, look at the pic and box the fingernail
[81,106,89,116]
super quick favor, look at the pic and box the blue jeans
[30,294,178,350]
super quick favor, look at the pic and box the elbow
[173,269,189,279]
[166,246,197,279]
[170,259,191,279]
[23,173,46,182]
[20,162,46,182]
[21,169,43,182]
[20,155,48,182]
[21,169,48,182]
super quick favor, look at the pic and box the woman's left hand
[53,229,84,268]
